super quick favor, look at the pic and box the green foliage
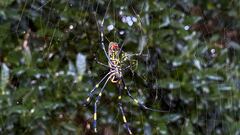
[0,0,240,134]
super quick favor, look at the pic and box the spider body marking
[108,42,122,83]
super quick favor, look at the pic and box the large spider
[83,20,168,134]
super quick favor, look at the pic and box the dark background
[0,0,240,135]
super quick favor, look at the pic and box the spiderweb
[0,0,240,135]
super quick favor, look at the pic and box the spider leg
[121,78,170,112]
[99,20,113,65]
[117,83,133,135]
[122,65,131,71]
[94,55,109,66]
[83,71,112,106]
[117,38,128,58]
[94,52,114,69]
[93,74,113,133]
[96,61,110,68]
[94,0,113,65]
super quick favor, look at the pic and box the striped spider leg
[84,40,132,133]
[107,42,134,134]
[86,12,169,133]
[86,40,168,134]
[121,78,170,113]
[107,42,170,134]
[117,81,133,135]
[83,71,113,106]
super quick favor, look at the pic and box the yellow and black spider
[83,19,168,134]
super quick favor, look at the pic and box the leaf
[1,63,10,93]
[217,84,232,91]
[157,79,181,89]
[228,41,240,50]
[159,16,170,28]
[67,60,76,76]
[144,123,152,135]
[61,122,77,132]
[138,35,147,54]
[76,52,86,81]
[193,59,202,70]
[158,122,168,135]
[31,109,45,120]
[23,46,32,67]
[7,51,22,66]
[8,105,27,114]
[206,75,224,81]
[42,101,64,110]
[0,0,14,7]
[162,114,182,123]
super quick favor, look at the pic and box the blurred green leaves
[0,0,14,8]
[0,0,240,135]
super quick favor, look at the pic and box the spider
[83,20,168,134]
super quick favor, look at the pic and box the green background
[0,0,240,135]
